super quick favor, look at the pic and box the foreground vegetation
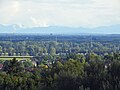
[0,52,120,90]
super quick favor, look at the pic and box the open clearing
[0,56,33,61]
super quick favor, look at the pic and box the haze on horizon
[0,0,120,29]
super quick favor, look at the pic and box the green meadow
[0,56,32,61]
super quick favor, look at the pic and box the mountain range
[0,24,120,34]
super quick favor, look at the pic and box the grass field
[0,56,33,61]
[0,58,30,61]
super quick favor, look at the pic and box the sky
[0,0,120,28]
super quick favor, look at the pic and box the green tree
[50,47,56,55]
[107,61,120,90]
[83,61,106,90]
[55,59,84,90]
[3,58,24,75]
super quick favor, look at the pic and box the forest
[0,34,120,90]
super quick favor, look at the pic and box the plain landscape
[0,0,120,90]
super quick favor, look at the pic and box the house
[32,61,37,67]
[0,63,3,70]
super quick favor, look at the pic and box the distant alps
[0,24,120,34]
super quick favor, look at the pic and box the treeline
[0,40,119,56]
[0,53,120,90]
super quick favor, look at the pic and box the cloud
[0,0,120,28]
[30,17,49,27]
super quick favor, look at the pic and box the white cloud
[30,17,49,27]
[0,0,120,28]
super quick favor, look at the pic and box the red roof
[0,63,3,69]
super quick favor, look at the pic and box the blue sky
[0,0,120,28]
